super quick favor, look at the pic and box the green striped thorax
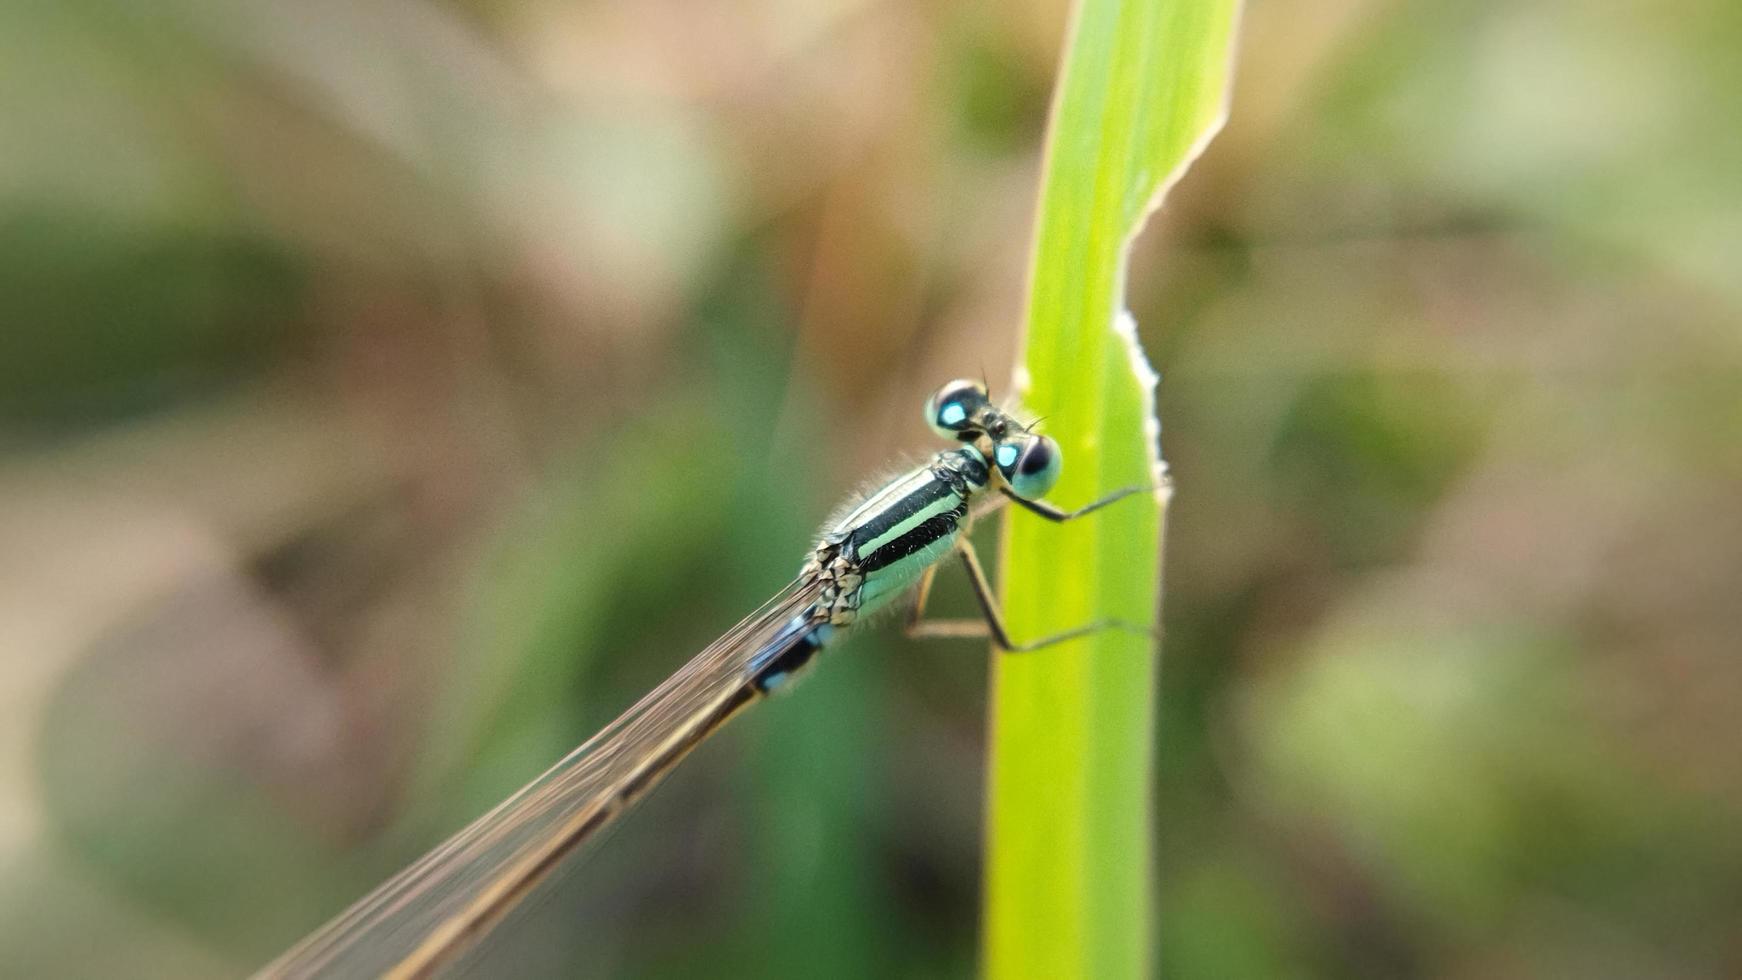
[803,380,1064,627]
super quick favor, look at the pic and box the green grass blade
[983,2,1240,978]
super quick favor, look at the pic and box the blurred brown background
[2,0,1739,977]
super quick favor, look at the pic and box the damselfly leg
[904,483,1160,652]
[999,483,1155,523]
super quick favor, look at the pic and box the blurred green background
[3,1,1740,977]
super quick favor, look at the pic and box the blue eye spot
[940,403,967,426]
[996,444,1019,468]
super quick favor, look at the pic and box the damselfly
[259,379,1155,979]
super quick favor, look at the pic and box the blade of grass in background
[984,1,1239,978]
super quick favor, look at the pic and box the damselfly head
[925,378,993,441]
[993,432,1062,499]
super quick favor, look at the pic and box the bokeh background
[4,0,1740,977]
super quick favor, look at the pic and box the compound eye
[925,378,991,440]
[996,434,1061,499]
